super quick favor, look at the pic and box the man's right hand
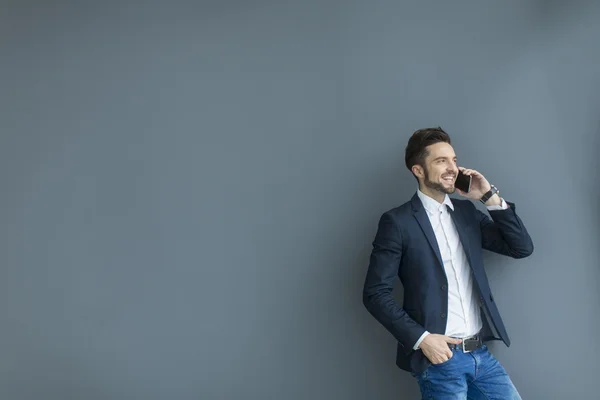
[419,334,462,364]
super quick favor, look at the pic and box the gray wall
[1,1,599,399]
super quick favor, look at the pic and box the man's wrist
[413,331,430,350]
[480,184,500,205]
[484,193,502,207]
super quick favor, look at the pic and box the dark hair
[404,127,451,175]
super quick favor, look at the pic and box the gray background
[1,1,599,399]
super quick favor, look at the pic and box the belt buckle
[461,336,478,353]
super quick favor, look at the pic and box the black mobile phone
[454,170,471,193]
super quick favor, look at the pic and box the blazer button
[441,285,447,290]
[440,313,446,318]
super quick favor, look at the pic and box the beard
[423,167,456,194]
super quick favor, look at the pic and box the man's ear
[412,165,424,179]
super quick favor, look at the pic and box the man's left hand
[456,167,500,206]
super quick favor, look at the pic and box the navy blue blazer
[362,192,533,374]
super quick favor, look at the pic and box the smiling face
[413,142,459,200]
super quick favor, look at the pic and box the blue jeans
[412,344,521,400]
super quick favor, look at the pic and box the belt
[448,333,483,353]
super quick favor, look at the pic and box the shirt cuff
[486,197,508,210]
[413,331,430,350]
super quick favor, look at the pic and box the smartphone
[454,170,471,193]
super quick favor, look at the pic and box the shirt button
[440,313,446,318]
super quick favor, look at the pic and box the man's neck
[419,186,446,204]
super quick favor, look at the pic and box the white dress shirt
[413,189,508,349]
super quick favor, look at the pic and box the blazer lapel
[447,200,474,268]
[411,194,443,269]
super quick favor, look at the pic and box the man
[362,127,533,399]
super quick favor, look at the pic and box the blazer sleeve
[362,212,426,353]
[476,201,534,258]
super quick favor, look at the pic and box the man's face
[420,142,459,195]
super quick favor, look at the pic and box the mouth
[442,175,455,184]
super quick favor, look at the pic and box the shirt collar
[417,189,454,214]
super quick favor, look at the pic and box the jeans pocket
[429,352,455,368]
[432,360,449,367]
